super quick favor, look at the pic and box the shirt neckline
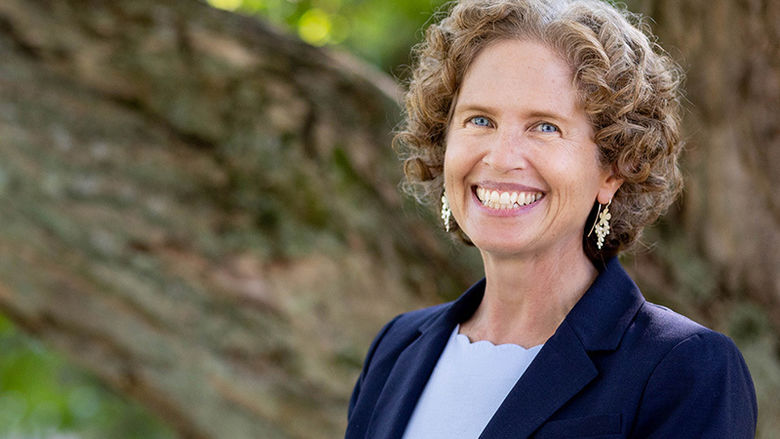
[453,324,544,352]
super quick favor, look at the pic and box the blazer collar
[367,257,644,439]
[564,256,645,350]
[479,257,645,438]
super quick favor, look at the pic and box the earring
[588,199,612,250]
[441,192,452,232]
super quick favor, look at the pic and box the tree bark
[0,0,479,437]
[628,0,780,435]
[0,0,777,437]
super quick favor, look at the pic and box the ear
[597,172,623,204]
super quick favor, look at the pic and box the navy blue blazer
[346,258,757,438]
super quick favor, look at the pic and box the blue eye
[470,116,491,127]
[537,122,559,133]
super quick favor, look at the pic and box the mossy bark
[0,0,479,437]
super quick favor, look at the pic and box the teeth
[475,187,543,210]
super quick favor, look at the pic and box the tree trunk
[0,0,479,437]
[0,0,777,437]
[628,0,779,435]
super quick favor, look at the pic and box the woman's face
[444,39,622,261]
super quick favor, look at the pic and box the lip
[470,183,545,216]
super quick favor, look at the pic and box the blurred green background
[205,0,448,73]
[0,314,174,438]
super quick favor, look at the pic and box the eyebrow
[525,110,572,123]
[451,103,496,117]
[452,102,573,123]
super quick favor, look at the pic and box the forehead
[456,39,580,113]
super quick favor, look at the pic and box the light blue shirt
[402,325,543,439]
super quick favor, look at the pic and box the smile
[475,186,544,210]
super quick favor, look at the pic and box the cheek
[442,143,478,217]
[443,136,480,178]
[443,152,462,200]
[550,147,604,185]
[443,143,462,183]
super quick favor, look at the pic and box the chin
[469,236,535,258]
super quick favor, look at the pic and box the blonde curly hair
[396,0,684,262]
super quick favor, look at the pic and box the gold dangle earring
[441,192,452,232]
[588,199,612,250]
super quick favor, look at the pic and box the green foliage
[0,315,174,439]
[206,0,449,73]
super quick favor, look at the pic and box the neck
[460,243,598,348]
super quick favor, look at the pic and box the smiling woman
[444,39,621,270]
[398,1,685,265]
[345,0,758,438]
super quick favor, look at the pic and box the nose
[481,125,529,172]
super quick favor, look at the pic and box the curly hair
[396,0,684,262]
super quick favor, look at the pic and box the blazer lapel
[478,321,597,439]
[480,257,644,439]
[366,280,486,439]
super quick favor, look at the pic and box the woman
[345,0,757,438]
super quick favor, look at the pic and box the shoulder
[638,303,749,385]
[626,300,755,389]
[393,301,451,331]
[627,302,757,437]
[368,302,452,356]
[352,300,454,379]
[630,300,733,356]
[346,300,454,422]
